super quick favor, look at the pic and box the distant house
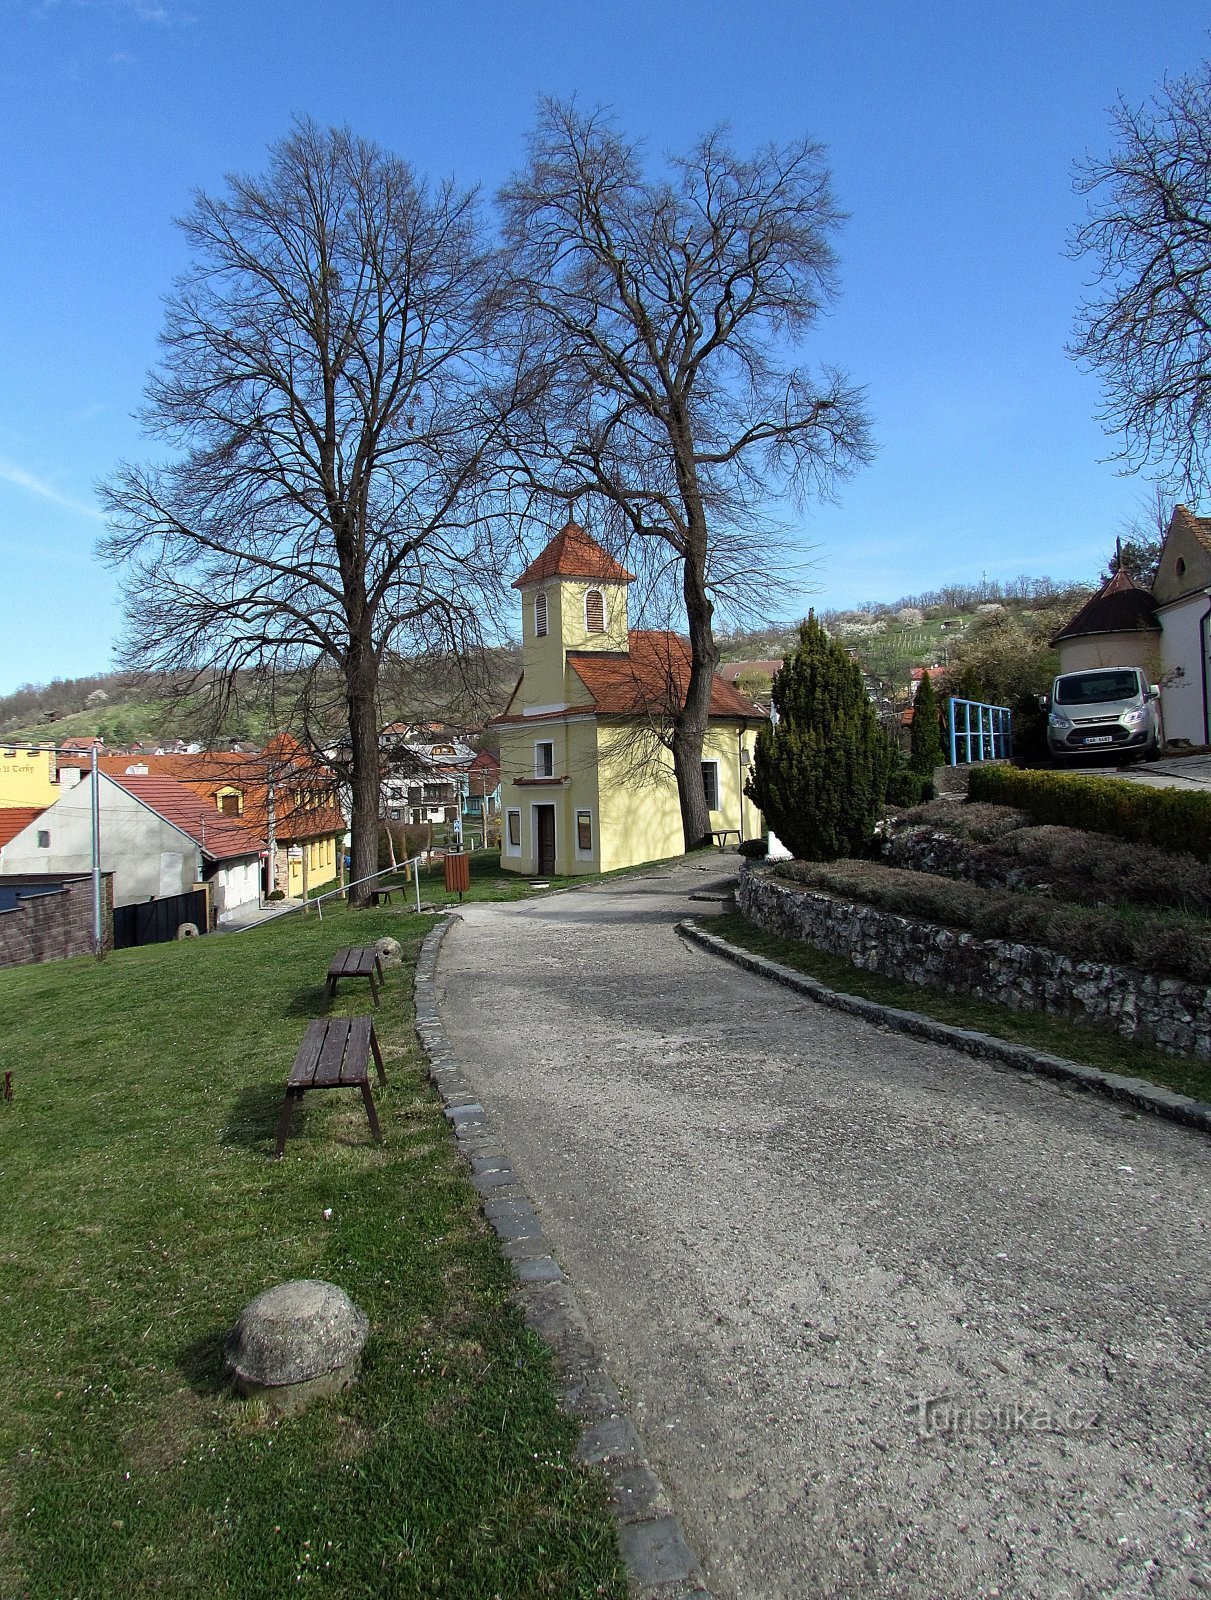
[493,520,763,876]
[1049,568,1161,678]
[379,735,476,828]
[1151,505,1211,745]
[462,748,501,837]
[0,769,263,925]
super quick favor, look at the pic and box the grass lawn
[0,899,625,1598]
[711,912,1211,1104]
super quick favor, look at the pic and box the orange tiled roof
[0,807,46,848]
[559,631,764,720]
[111,774,266,860]
[513,521,635,589]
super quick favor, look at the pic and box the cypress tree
[909,668,944,775]
[746,613,894,860]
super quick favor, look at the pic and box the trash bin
[444,850,470,895]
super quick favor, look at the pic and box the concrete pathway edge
[414,914,714,1600]
[679,918,1211,1137]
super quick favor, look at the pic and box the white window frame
[575,808,594,858]
[584,588,605,633]
[505,807,522,855]
[701,759,720,813]
[534,589,548,637]
[535,740,555,779]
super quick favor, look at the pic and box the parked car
[1043,666,1162,761]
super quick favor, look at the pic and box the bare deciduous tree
[1070,62,1211,498]
[500,100,872,849]
[101,119,512,900]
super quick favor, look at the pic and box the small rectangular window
[577,810,593,852]
[535,742,554,778]
[506,809,521,852]
[701,761,719,811]
[37,830,50,849]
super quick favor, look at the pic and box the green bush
[738,835,769,859]
[909,669,944,775]
[746,614,894,860]
[885,755,934,807]
[967,765,1211,862]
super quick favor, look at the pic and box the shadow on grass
[284,983,331,1018]
[177,1328,234,1397]
[222,1082,293,1150]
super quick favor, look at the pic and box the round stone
[374,936,404,969]
[225,1279,369,1412]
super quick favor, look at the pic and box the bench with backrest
[274,1017,387,1157]
[325,945,384,1006]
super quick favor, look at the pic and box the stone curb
[414,915,714,1600]
[677,919,1211,1137]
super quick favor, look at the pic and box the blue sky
[0,0,1206,693]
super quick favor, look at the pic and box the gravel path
[436,860,1211,1600]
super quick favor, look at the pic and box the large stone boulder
[225,1279,369,1413]
[374,936,404,970]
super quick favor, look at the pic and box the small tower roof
[1050,566,1159,646]
[513,520,635,588]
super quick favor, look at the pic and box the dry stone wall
[738,867,1211,1060]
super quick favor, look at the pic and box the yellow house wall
[0,747,60,808]
[497,716,601,875]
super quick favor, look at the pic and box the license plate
[1082,735,1114,745]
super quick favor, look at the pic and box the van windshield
[1055,669,1140,706]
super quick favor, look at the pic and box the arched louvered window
[535,590,548,637]
[585,589,605,633]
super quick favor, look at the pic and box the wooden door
[536,805,556,877]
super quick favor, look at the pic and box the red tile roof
[564,632,765,720]
[1050,567,1159,645]
[0,807,46,848]
[110,774,266,860]
[513,521,635,588]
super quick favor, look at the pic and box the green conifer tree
[746,613,894,860]
[909,668,944,775]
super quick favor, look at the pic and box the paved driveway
[436,860,1210,1600]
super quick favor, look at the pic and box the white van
[1044,666,1162,762]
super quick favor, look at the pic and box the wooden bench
[710,828,741,847]
[274,1017,387,1158]
[369,886,395,907]
[326,945,384,1006]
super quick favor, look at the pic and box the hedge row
[967,765,1211,862]
[775,858,1211,983]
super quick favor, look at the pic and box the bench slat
[314,1021,350,1087]
[288,1018,329,1087]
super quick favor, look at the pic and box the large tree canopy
[101,119,512,899]
[1071,62,1211,497]
[500,100,871,849]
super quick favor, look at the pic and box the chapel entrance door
[535,805,556,877]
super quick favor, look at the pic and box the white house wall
[210,857,262,922]
[1158,592,1211,745]
[0,774,202,907]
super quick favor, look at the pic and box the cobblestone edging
[738,868,1211,1061]
[679,918,1211,1137]
[414,916,712,1600]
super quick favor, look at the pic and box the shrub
[909,669,944,774]
[885,754,934,808]
[746,613,894,860]
[738,836,769,859]
[894,798,1030,842]
[772,859,1211,982]
[968,765,1211,862]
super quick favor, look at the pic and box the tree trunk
[670,533,718,850]
[347,637,381,907]
[669,434,718,851]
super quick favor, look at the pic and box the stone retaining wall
[738,867,1211,1060]
[0,875,113,969]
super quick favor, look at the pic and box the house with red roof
[0,768,264,926]
[492,521,764,875]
